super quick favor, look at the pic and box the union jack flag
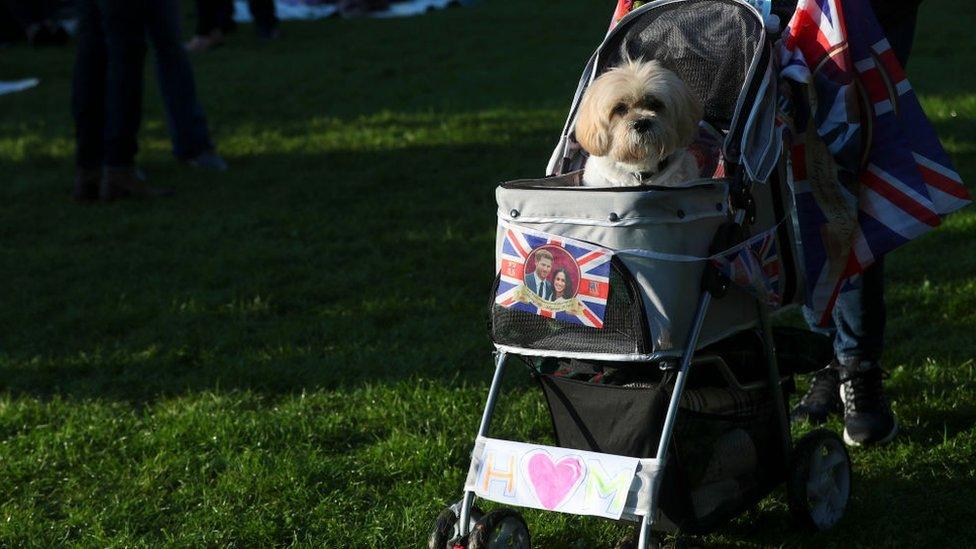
[495,226,612,328]
[781,0,971,324]
[610,0,645,30]
[711,229,783,308]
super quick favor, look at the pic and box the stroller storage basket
[539,363,786,533]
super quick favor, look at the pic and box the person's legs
[186,0,225,51]
[97,0,174,199]
[216,0,236,34]
[794,6,919,445]
[194,0,219,36]
[72,0,106,172]
[70,0,107,200]
[99,0,145,169]
[247,0,278,38]
[146,0,219,163]
[830,257,897,446]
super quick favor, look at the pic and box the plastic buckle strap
[728,171,757,226]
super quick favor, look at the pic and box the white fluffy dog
[576,59,704,187]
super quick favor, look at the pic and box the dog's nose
[632,118,654,133]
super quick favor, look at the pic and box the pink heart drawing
[526,452,585,510]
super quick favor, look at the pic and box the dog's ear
[575,85,611,157]
[671,78,705,147]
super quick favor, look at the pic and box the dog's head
[575,60,703,169]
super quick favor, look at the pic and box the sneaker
[185,150,228,172]
[838,362,898,446]
[791,365,841,425]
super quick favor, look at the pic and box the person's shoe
[838,361,898,446]
[184,30,224,52]
[100,167,174,201]
[185,150,228,171]
[791,365,841,425]
[72,168,101,202]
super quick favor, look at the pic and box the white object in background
[233,0,465,22]
[0,78,40,96]
[372,0,456,18]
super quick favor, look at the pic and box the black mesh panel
[490,259,650,356]
[671,401,782,530]
[599,0,763,127]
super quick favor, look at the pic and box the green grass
[0,0,974,546]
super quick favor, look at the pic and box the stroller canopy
[548,0,780,184]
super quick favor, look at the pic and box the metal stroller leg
[756,302,793,467]
[637,292,712,549]
[458,351,509,538]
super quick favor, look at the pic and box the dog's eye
[611,103,628,116]
[645,97,664,111]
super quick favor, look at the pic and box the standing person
[184,0,231,52]
[1,0,69,46]
[185,0,278,52]
[71,0,171,199]
[791,0,922,447]
[71,0,225,202]
[247,0,279,40]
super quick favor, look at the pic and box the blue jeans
[146,0,215,160]
[72,0,213,168]
[803,7,918,366]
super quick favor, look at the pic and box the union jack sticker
[495,225,612,328]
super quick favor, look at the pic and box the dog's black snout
[632,118,654,133]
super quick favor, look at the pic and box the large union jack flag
[495,226,612,328]
[781,0,971,324]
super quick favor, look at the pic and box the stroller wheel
[468,508,531,549]
[428,502,483,549]
[788,429,852,531]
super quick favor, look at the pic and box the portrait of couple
[523,249,575,302]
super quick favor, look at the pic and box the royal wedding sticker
[495,225,612,328]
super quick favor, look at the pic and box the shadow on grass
[0,141,556,404]
[710,472,976,547]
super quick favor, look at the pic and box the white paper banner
[465,437,640,520]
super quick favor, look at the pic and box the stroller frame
[431,1,854,546]
[455,207,791,549]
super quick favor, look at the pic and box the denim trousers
[802,7,919,366]
[72,0,214,168]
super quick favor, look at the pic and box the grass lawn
[1,0,974,546]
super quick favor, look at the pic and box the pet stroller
[429,1,852,547]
